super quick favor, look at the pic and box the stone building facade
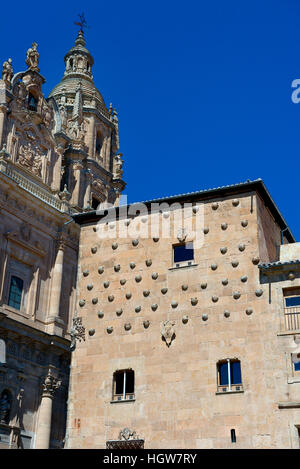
[0,28,300,450]
[0,29,125,448]
[67,181,300,449]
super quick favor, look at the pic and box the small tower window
[95,132,102,156]
[112,369,135,402]
[8,276,24,310]
[231,429,237,443]
[28,93,38,112]
[217,359,243,393]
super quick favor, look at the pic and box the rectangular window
[217,359,243,393]
[173,242,194,265]
[285,296,300,308]
[283,288,300,331]
[112,369,135,402]
[8,276,23,310]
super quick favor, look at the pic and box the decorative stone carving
[246,308,253,315]
[255,289,263,297]
[17,142,43,177]
[238,244,246,252]
[252,257,260,265]
[79,299,86,307]
[92,298,98,304]
[119,428,138,441]
[83,269,89,277]
[221,223,228,230]
[240,276,248,283]
[98,266,104,274]
[98,311,104,318]
[233,291,241,299]
[222,278,228,285]
[108,295,114,302]
[191,298,198,306]
[104,281,110,288]
[182,316,189,324]
[151,304,158,311]
[192,206,199,214]
[107,327,113,334]
[113,153,123,179]
[120,279,126,285]
[145,259,152,267]
[88,329,95,336]
[132,239,139,246]
[212,202,219,210]
[153,237,159,242]
[224,310,230,318]
[211,263,218,271]
[25,42,40,71]
[87,284,93,291]
[126,293,132,300]
[177,228,187,243]
[203,227,209,234]
[41,372,61,398]
[152,272,158,280]
[171,301,178,308]
[161,320,175,347]
[182,284,188,291]
[212,296,219,303]
[220,247,227,254]
[114,264,121,272]
[91,246,97,254]
[161,288,168,294]
[201,282,207,289]
[231,260,239,268]
[135,275,142,283]
[288,272,295,280]
[130,262,136,269]
[143,290,150,297]
[241,220,248,227]
[143,320,150,328]
[202,314,208,321]
[124,323,131,331]
[135,306,141,313]
[116,309,123,316]
[232,199,239,206]
[2,58,13,84]
[112,243,118,250]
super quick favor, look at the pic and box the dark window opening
[8,276,23,310]
[96,133,102,155]
[28,93,38,112]
[113,369,135,401]
[0,389,12,425]
[92,197,100,210]
[285,296,300,308]
[231,429,236,443]
[173,242,194,264]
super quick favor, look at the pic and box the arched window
[112,369,135,402]
[28,93,38,112]
[0,389,12,425]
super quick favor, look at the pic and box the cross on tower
[74,13,88,33]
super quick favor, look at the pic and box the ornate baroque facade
[0,29,125,448]
[1,29,300,450]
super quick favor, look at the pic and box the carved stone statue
[59,105,67,130]
[0,391,11,424]
[113,153,123,179]
[25,42,40,72]
[18,143,43,177]
[2,58,13,84]
[161,320,175,347]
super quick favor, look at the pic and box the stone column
[71,161,83,207]
[35,372,61,449]
[88,115,95,158]
[0,104,8,148]
[83,170,93,209]
[48,238,66,325]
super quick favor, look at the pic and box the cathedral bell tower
[48,28,126,210]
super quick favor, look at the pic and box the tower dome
[48,30,107,113]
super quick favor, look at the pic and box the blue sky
[1,0,300,239]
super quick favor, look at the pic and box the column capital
[41,372,61,399]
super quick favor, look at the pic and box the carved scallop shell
[145,259,152,267]
[143,290,150,297]
[132,239,139,247]
[232,199,239,206]
[98,266,104,274]
[212,202,219,210]
[224,310,230,318]
[152,272,158,280]
[191,298,198,306]
[98,311,104,318]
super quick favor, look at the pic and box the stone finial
[41,372,61,398]
[2,58,13,85]
[70,317,85,351]
[25,42,40,72]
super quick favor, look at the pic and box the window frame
[216,358,243,393]
[112,369,135,402]
[172,242,194,267]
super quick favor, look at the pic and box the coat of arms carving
[161,320,176,347]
